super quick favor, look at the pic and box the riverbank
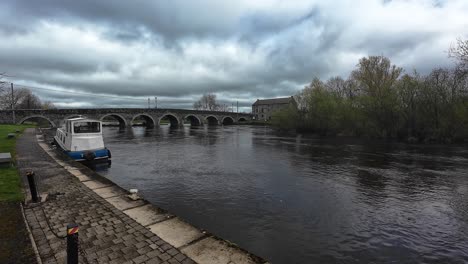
[19,128,267,264]
[0,124,37,264]
[19,128,195,263]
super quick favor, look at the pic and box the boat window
[73,122,101,133]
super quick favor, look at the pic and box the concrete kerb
[36,128,269,264]
[20,203,43,264]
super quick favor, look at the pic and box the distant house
[252,96,296,121]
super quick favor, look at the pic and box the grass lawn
[0,124,38,263]
[0,124,35,202]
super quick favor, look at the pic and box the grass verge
[0,124,35,202]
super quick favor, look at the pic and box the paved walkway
[18,128,194,264]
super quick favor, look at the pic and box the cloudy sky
[0,0,467,110]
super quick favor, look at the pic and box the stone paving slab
[67,169,92,181]
[82,180,111,190]
[18,129,195,264]
[74,173,92,182]
[106,196,146,211]
[181,237,259,264]
[123,204,173,227]
[94,186,125,199]
[148,218,206,248]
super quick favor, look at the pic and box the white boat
[54,117,111,162]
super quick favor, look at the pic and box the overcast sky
[0,0,467,110]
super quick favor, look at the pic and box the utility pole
[231,102,234,112]
[155,97,157,109]
[237,101,239,113]
[148,98,150,109]
[11,83,15,124]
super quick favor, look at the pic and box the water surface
[100,125,468,264]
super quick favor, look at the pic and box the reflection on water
[99,125,468,264]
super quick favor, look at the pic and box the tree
[16,89,42,109]
[0,73,6,92]
[193,93,220,111]
[0,87,29,110]
[270,51,467,142]
[449,38,468,69]
[0,87,55,110]
[42,101,56,110]
[271,104,299,130]
[351,56,403,137]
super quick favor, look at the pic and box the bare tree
[193,93,220,111]
[0,73,7,93]
[449,38,468,69]
[16,89,42,109]
[0,87,54,110]
[41,101,56,110]
[0,87,29,110]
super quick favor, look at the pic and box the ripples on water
[99,125,468,264]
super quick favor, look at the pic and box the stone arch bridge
[0,108,252,128]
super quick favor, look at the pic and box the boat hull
[65,148,111,162]
[54,136,110,162]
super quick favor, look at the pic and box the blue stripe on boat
[65,148,109,161]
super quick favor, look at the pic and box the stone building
[252,96,296,121]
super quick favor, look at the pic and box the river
[99,125,468,264]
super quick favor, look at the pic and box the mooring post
[26,171,39,203]
[67,223,79,264]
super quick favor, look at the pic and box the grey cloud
[352,31,439,58]
[6,1,245,41]
[0,0,467,109]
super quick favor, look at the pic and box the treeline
[0,85,55,110]
[272,45,468,143]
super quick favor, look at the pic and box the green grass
[0,124,35,202]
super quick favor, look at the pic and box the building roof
[252,96,294,106]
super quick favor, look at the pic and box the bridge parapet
[0,108,252,127]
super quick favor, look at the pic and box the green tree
[271,104,300,130]
[395,71,422,139]
[271,50,468,143]
[351,56,403,137]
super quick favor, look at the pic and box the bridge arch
[238,117,247,122]
[100,113,127,128]
[205,116,219,126]
[18,115,56,127]
[159,113,180,127]
[184,115,201,126]
[222,116,235,125]
[131,114,155,128]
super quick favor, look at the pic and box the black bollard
[67,223,79,264]
[26,171,39,203]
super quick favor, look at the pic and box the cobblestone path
[18,129,194,264]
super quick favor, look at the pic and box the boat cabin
[56,117,105,152]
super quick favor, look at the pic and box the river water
[99,125,468,264]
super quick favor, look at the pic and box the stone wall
[0,108,252,127]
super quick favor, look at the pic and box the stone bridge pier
[0,108,252,128]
